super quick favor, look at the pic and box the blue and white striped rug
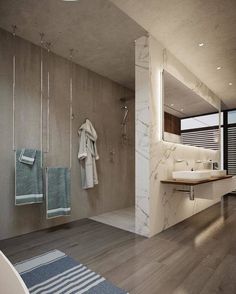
[14,249,128,294]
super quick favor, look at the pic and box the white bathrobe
[78,119,99,189]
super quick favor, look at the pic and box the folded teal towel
[15,149,43,205]
[19,149,36,165]
[46,167,71,219]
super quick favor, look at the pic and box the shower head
[121,106,129,125]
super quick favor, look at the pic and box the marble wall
[135,36,150,236]
[135,35,221,237]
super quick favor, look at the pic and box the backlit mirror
[163,70,221,151]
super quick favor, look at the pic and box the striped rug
[14,250,128,294]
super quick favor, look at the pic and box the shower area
[91,96,136,234]
[0,25,136,240]
[0,0,147,241]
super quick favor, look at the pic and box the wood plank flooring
[1,195,236,294]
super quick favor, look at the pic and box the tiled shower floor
[90,206,135,233]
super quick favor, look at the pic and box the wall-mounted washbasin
[172,170,212,181]
[172,170,227,181]
[210,170,227,177]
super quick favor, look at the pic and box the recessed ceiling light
[229,82,233,86]
[198,43,204,47]
[181,108,184,112]
[170,103,174,107]
[216,66,222,70]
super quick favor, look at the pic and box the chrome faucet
[174,159,189,166]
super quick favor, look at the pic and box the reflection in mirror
[163,70,221,150]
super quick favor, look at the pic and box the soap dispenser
[213,162,219,170]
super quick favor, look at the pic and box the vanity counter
[161,175,233,186]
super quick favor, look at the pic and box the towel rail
[12,25,16,152]
[12,27,44,169]
[40,33,44,167]
[12,28,73,171]
[69,49,73,169]
[46,42,51,154]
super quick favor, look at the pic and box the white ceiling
[164,71,217,118]
[0,0,146,90]
[111,0,236,109]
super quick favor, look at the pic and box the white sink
[210,170,227,177]
[172,170,212,181]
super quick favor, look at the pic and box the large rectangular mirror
[163,70,221,151]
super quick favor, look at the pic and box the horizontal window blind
[181,129,220,150]
[228,126,236,175]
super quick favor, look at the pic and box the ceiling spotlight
[181,108,184,112]
[229,82,233,86]
[216,66,222,70]
[170,103,174,107]
[198,43,204,47]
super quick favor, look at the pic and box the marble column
[135,35,221,237]
[135,36,150,236]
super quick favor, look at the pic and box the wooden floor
[1,196,236,294]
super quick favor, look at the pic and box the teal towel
[15,149,43,205]
[46,167,71,219]
[19,149,36,165]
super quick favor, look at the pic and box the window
[228,110,236,124]
[225,110,236,180]
[227,126,236,174]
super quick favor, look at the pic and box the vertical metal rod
[40,33,44,168]
[221,195,224,216]
[189,186,195,201]
[12,25,17,152]
[69,49,73,169]
[12,25,17,201]
[47,72,50,153]
[219,104,222,168]
[46,42,51,154]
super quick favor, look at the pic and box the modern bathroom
[0,1,236,293]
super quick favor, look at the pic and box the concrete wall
[0,28,135,240]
